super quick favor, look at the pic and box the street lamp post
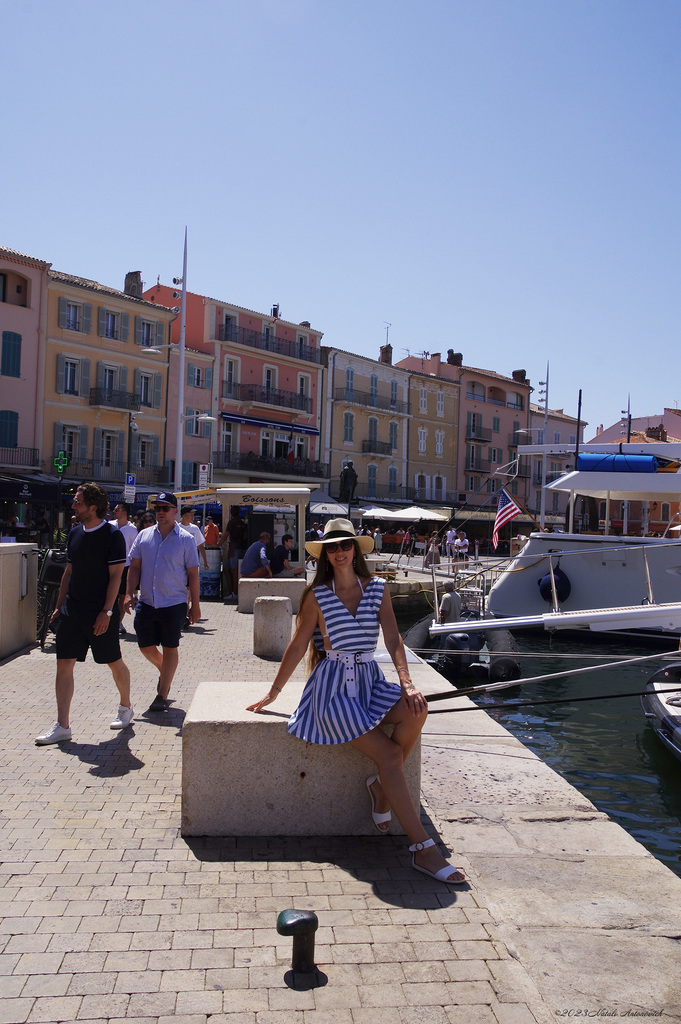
[174,229,188,494]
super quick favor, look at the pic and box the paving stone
[26,994,83,1021]
[0,998,33,1024]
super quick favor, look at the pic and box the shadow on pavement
[58,729,146,777]
[183,813,467,910]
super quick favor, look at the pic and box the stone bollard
[253,596,292,659]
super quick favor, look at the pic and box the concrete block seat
[181,678,420,836]
[238,576,307,614]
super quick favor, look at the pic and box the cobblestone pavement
[0,601,552,1024]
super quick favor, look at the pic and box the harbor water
[397,608,681,879]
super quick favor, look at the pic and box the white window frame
[140,372,153,407]
[263,365,277,391]
[419,387,427,413]
[64,359,79,395]
[436,391,444,416]
[104,310,118,340]
[221,421,234,455]
[66,302,82,332]
[435,429,444,456]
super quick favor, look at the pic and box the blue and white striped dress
[287,576,402,745]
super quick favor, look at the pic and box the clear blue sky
[3,0,679,437]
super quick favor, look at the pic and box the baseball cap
[155,492,178,508]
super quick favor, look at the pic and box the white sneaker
[35,722,72,745]
[110,704,134,730]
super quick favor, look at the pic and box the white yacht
[486,443,681,637]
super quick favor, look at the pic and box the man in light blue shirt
[240,532,272,578]
[125,492,200,712]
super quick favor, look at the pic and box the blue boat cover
[576,453,658,474]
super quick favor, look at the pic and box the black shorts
[55,609,122,665]
[118,565,129,597]
[134,601,187,649]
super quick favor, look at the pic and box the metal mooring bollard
[276,909,327,990]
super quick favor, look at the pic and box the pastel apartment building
[323,344,412,503]
[45,270,175,489]
[0,245,50,472]
[144,284,326,489]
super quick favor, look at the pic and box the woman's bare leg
[351,723,464,881]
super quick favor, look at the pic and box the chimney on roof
[124,271,143,298]
[299,321,311,328]
[512,369,527,384]
[447,350,462,366]
[646,424,668,442]
[379,344,392,365]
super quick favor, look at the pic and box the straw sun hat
[305,518,374,558]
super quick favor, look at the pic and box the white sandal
[409,838,466,884]
[366,775,391,833]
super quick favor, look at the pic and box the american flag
[492,488,522,550]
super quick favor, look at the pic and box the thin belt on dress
[323,649,374,699]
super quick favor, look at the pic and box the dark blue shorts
[55,609,122,665]
[134,601,187,649]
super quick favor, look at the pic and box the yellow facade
[44,273,175,490]
[408,372,459,504]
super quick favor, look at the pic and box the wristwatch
[104,610,113,617]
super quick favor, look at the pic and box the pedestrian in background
[125,493,200,712]
[110,501,138,635]
[203,516,220,546]
[36,483,133,745]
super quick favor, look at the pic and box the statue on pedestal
[339,461,358,504]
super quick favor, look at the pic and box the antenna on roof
[383,321,391,345]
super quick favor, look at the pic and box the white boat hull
[641,666,681,762]
[487,532,681,636]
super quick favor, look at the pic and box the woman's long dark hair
[298,541,373,673]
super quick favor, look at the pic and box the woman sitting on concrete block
[247,518,466,885]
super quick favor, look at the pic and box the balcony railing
[334,387,408,414]
[89,388,141,412]
[212,451,328,479]
[465,391,485,402]
[330,481,412,502]
[245,384,312,413]
[465,425,492,442]
[361,439,393,455]
[465,459,491,474]
[0,446,40,467]
[46,458,165,486]
[221,380,241,400]
[217,322,323,364]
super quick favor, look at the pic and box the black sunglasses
[153,504,173,512]
[325,538,355,553]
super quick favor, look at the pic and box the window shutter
[120,312,129,343]
[134,316,143,346]
[152,373,162,409]
[187,364,196,386]
[182,460,193,487]
[81,303,92,334]
[0,410,18,447]
[203,416,212,438]
[56,354,66,394]
[151,435,160,467]
[79,425,89,462]
[54,422,65,455]
[155,321,165,348]
[96,362,105,388]
[209,304,216,339]
[93,427,103,468]
[134,369,141,397]
[115,431,125,462]
[58,297,68,329]
[98,307,107,337]
[80,359,91,397]
[205,367,212,390]
[129,432,139,469]
[185,407,193,436]
[119,366,128,391]
[1,332,21,377]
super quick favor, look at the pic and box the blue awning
[220,412,319,436]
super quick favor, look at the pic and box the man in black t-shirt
[35,483,133,745]
[271,534,305,577]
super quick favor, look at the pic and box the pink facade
[0,246,50,466]
[144,284,325,487]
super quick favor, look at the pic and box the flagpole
[502,488,545,533]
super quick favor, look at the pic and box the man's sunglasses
[153,504,174,512]
[325,539,355,553]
